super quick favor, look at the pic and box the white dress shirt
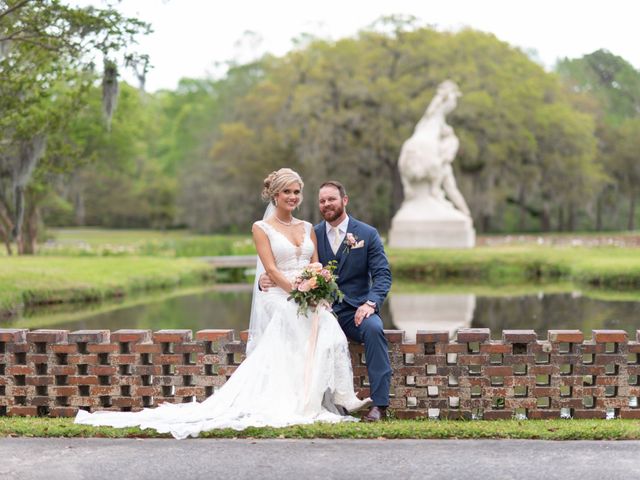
[326,215,349,254]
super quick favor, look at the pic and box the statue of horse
[397,80,470,216]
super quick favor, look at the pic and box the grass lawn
[39,229,640,289]
[2,417,640,440]
[388,245,640,288]
[36,228,256,257]
[0,256,214,314]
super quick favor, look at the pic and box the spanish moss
[102,59,119,131]
[12,134,46,239]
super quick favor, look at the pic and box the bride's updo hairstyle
[261,168,304,206]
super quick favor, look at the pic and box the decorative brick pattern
[1,328,639,420]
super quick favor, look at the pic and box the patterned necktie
[330,227,341,255]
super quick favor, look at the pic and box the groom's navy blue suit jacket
[314,216,392,311]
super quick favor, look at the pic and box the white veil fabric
[246,202,275,355]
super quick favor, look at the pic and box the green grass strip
[2,417,640,440]
[0,257,214,314]
[388,246,640,289]
[34,228,256,257]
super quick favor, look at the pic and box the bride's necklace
[274,215,295,226]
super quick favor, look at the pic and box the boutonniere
[343,233,365,254]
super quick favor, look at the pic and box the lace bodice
[253,220,314,278]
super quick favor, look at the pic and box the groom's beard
[320,204,344,223]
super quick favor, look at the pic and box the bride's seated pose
[75,167,370,439]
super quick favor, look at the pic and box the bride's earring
[274,199,278,207]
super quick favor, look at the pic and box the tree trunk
[74,190,85,226]
[12,185,25,241]
[22,204,39,255]
[481,214,491,233]
[595,194,603,231]
[567,204,576,232]
[556,206,564,232]
[0,221,13,255]
[540,205,551,232]
[518,187,526,231]
[15,231,24,255]
[0,202,14,255]
[628,190,637,231]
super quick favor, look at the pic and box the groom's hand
[258,273,276,291]
[354,303,375,326]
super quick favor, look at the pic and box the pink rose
[307,277,318,290]
[321,269,332,281]
[346,233,356,247]
[308,262,323,273]
[298,279,311,292]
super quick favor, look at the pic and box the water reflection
[472,292,640,338]
[3,286,640,340]
[4,285,254,333]
[389,294,475,341]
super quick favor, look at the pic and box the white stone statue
[389,80,475,248]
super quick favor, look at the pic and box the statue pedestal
[389,196,475,248]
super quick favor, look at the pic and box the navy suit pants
[334,304,392,407]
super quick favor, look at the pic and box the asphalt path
[2,438,639,480]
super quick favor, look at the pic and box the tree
[609,119,640,229]
[182,22,600,233]
[175,62,275,232]
[557,50,640,230]
[0,0,149,253]
[43,82,175,229]
[532,103,600,231]
[557,50,640,125]
[26,20,635,236]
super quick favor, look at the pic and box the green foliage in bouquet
[287,260,344,315]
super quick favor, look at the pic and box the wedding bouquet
[288,260,344,316]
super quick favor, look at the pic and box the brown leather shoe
[362,406,387,422]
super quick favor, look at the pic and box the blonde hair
[261,168,304,205]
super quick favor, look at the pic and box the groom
[262,180,392,421]
[316,181,392,421]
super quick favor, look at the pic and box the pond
[3,283,640,341]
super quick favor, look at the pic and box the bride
[75,168,370,439]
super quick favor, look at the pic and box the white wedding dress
[75,220,363,439]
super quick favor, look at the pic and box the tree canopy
[177,23,606,233]
[2,10,640,254]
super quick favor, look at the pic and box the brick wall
[1,327,639,420]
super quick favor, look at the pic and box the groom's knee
[360,314,384,338]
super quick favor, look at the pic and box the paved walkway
[2,438,639,479]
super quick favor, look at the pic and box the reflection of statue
[389,293,475,342]
[398,80,470,215]
[389,80,475,248]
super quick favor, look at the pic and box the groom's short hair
[319,180,347,198]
